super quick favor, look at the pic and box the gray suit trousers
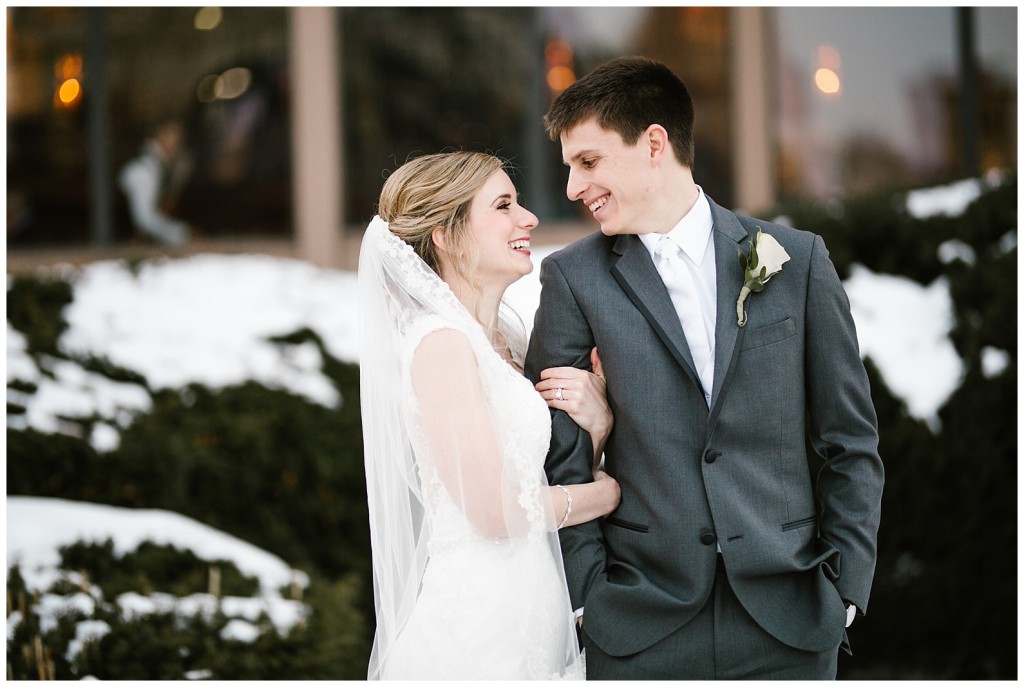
[581,555,839,680]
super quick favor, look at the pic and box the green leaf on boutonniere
[736,228,790,327]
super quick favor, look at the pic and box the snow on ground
[7,496,309,595]
[843,265,962,431]
[7,496,309,648]
[903,171,1007,219]
[905,177,985,219]
[59,253,358,407]
[6,239,966,442]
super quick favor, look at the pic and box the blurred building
[5,6,1017,268]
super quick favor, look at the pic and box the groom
[525,56,883,679]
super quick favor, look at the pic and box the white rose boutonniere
[736,228,790,327]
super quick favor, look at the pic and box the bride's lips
[508,237,531,256]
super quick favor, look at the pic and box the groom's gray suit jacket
[525,196,884,658]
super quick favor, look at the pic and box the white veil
[358,216,581,679]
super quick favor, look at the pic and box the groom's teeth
[588,197,607,212]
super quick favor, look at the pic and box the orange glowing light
[814,68,841,95]
[547,66,576,94]
[58,78,81,104]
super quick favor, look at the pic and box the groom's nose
[566,167,585,201]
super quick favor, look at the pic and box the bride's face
[464,169,538,288]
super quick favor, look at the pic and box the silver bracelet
[556,485,573,529]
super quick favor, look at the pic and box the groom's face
[559,118,658,236]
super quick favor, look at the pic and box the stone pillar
[288,7,343,268]
[729,7,776,215]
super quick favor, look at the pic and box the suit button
[700,531,717,546]
[704,449,720,464]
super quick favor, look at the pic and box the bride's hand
[536,347,612,440]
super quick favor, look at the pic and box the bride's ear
[431,226,448,254]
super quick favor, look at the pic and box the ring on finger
[555,387,564,401]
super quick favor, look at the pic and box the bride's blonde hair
[377,151,503,285]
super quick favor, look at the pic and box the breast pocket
[740,316,797,352]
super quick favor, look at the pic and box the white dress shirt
[639,188,717,407]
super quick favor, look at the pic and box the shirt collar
[639,187,714,265]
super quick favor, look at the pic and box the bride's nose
[520,208,539,233]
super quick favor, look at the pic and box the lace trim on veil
[366,217,527,364]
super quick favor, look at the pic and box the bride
[359,151,620,679]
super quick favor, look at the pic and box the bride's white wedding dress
[382,315,583,680]
[359,216,583,680]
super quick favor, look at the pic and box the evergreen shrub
[769,175,1017,679]
[7,534,369,679]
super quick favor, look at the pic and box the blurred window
[339,7,734,225]
[7,7,1014,247]
[774,6,1016,201]
[7,7,291,246]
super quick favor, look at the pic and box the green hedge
[7,315,373,678]
[768,176,1016,679]
[7,331,369,585]
[7,544,368,680]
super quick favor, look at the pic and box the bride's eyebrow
[491,193,513,207]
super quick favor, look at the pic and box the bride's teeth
[588,197,607,212]
[509,240,530,250]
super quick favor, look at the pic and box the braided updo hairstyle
[376,151,504,285]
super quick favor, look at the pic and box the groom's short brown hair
[544,55,696,169]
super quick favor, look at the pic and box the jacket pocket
[740,316,797,351]
[604,515,650,533]
[781,515,817,531]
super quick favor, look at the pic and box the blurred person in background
[119,119,193,246]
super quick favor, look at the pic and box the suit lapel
[707,198,752,431]
[610,234,703,392]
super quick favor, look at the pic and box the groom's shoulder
[731,209,819,258]
[543,230,615,266]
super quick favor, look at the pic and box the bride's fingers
[535,379,571,396]
[540,366,598,383]
[536,383,569,402]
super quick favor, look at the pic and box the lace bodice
[402,314,552,554]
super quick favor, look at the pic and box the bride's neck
[445,274,505,345]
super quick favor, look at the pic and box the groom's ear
[644,124,670,165]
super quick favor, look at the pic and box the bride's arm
[547,469,620,530]
[412,328,519,539]
[535,347,612,467]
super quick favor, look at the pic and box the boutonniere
[736,228,790,327]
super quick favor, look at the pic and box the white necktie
[655,236,714,407]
